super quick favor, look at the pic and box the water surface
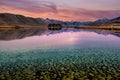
[0,28,120,79]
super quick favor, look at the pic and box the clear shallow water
[0,28,120,79]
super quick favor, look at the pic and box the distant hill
[110,16,120,22]
[94,18,109,23]
[44,17,120,26]
[0,13,47,27]
[0,13,120,27]
[42,18,92,26]
[111,16,120,21]
[86,16,120,26]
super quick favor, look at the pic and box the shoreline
[0,25,120,33]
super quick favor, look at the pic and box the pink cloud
[0,0,120,21]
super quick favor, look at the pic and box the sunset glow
[0,0,120,21]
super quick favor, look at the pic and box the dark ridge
[0,13,47,26]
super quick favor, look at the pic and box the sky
[0,0,120,21]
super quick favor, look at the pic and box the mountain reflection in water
[0,27,120,50]
[0,28,120,40]
[0,28,48,40]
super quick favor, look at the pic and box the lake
[0,28,120,80]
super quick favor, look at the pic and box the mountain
[102,17,120,26]
[45,17,120,26]
[43,18,92,26]
[94,18,109,23]
[110,16,120,22]
[0,13,47,27]
[0,13,120,28]
[39,18,67,26]
[86,16,120,26]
